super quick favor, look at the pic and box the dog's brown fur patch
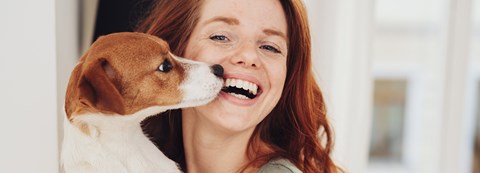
[65,32,185,121]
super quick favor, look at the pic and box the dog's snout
[211,64,224,78]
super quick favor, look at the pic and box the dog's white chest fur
[61,111,181,173]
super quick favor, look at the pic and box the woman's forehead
[198,0,287,33]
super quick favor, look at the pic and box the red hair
[137,0,342,172]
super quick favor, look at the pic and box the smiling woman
[137,0,342,172]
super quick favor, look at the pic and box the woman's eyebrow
[202,16,286,41]
[263,29,287,40]
[203,16,240,25]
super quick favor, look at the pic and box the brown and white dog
[61,32,224,173]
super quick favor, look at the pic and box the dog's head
[65,32,224,121]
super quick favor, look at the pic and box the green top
[257,158,302,173]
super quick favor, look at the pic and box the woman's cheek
[195,47,226,63]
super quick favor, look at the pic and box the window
[369,0,446,172]
[306,0,474,172]
[369,79,407,163]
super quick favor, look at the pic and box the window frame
[368,63,423,173]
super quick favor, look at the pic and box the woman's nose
[231,42,260,68]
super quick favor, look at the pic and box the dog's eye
[158,59,173,73]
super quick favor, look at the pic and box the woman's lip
[220,91,259,106]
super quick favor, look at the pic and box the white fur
[173,54,224,108]
[61,107,181,173]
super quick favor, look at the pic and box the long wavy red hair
[137,0,341,172]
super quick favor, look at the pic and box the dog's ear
[77,58,126,115]
[65,61,84,119]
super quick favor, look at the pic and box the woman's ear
[77,58,126,115]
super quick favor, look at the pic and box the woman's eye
[260,45,281,54]
[209,35,229,42]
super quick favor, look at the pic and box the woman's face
[183,0,288,132]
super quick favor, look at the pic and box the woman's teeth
[224,78,258,95]
[229,93,250,99]
[223,78,259,99]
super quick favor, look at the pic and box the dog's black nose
[211,64,224,78]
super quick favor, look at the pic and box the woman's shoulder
[257,158,302,173]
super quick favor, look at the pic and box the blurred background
[0,0,479,172]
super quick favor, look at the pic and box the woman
[137,0,341,172]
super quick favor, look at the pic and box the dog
[61,32,224,173]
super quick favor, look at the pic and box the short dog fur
[61,32,224,173]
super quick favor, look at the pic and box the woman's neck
[182,110,257,173]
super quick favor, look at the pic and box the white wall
[305,0,374,172]
[0,0,59,172]
[440,0,472,172]
[55,1,81,172]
